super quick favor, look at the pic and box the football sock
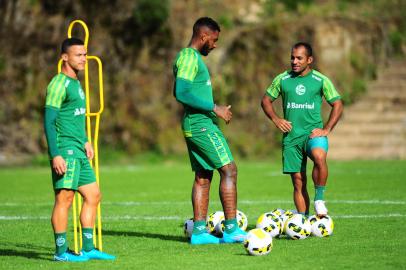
[224,218,238,234]
[192,220,207,235]
[314,185,326,201]
[82,228,95,252]
[54,232,68,255]
[298,212,306,215]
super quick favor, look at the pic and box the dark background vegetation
[0,0,404,164]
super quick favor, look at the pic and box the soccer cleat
[53,249,89,262]
[81,249,116,260]
[221,228,248,243]
[190,232,220,245]
[314,200,328,217]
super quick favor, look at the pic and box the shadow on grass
[0,248,51,261]
[103,230,188,243]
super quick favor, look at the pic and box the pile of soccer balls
[183,208,334,256]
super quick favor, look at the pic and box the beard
[200,42,211,56]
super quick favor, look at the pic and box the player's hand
[52,156,66,175]
[310,128,329,138]
[213,104,232,124]
[85,142,94,160]
[273,117,292,133]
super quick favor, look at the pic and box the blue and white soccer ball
[183,218,194,238]
[285,214,311,240]
[308,215,334,237]
[256,212,282,238]
[207,211,225,235]
[244,228,273,256]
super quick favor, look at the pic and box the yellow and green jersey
[173,47,217,137]
[266,70,341,147]
[45,73,87,158]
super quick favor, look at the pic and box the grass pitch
[0,160,405,269]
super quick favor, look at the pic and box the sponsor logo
[312,74,322,81]
[78,87,85,100]
[56,237,66,247]
[200,128,207,132]
[295,84,306,95]
[286,102,315,109]
[67,150,74,155]
[226,224,235,230]
[74,108,86,116]
[196,225,206,231]
[206,80,211,86]
[83,233,93,239]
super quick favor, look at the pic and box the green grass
[0,160,405,269]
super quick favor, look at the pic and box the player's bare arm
[310,99,343,138]
[261,95,292,133]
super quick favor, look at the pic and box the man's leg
[190,170,220,244]
[310,148,328,216]
[52,189,75,256]
[290,172,310,215]
[218,162,247,243]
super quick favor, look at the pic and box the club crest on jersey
[78,87,85,100]
[295,84,306,95]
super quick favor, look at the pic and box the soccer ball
[244,228,273,256]
[207,211,225,235]
[237,210,248,231]
[217,210,248,234]
[256,212,282,238]
[281,209,297,233]
[183,218,194,238]
[271,208,286,218]
[308,215,334,237]
[285,214,311,240]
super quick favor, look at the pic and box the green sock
[224,218,238,234]
[192,220,207,235]
[82,228,95,252]
[54,232,68,255]
[315,185,326,201]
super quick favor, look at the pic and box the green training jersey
[45,73,87,158]
[173,47,217,137]
[266,69,341,147]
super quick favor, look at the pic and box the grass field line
[1,213,406,221]
[0,199,405,207]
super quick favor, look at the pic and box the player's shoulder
[178,47,199,58]
[311,70,331,82]
[274,70,292,81]
[48,73,68,90]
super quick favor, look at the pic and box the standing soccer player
[261,42,343,217]
[44,38,115,261]
[173,17,247,244]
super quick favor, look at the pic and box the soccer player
[44,38,115,261]
[173,17,247,244]
[261,42,343,217]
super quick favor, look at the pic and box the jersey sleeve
[175,49,198,82]
[265,71,287,100]
[45,75,66,108]
[322,76,341,103]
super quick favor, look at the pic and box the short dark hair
[61,37,84,54]
[292,42,313,57]
[192,17,220,37]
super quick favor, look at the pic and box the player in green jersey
[261,42,343,217]
[44,38,115,261]
[173,17,247,244]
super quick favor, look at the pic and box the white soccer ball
[256,212,282,238]
[207,211,225,235]
[237,210,248,231]
[271,208,286,218]
[244,228,273,256]
[280,209,297,233]
[285,214,311,240]
[183,218,194,238]
[308,215,334,237]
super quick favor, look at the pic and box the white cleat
[314,200,328,217]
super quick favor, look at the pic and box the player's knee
[313,154,326,167]
[222,162,237,179]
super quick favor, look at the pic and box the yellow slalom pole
[58,19,105,252]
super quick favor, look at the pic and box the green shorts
[51,157,96,190]
[283,136,328,174]
[185,128,234,171]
